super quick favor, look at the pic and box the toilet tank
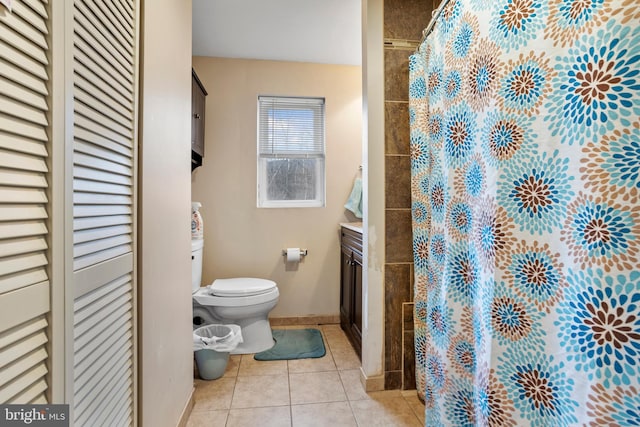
[191,239,204,293]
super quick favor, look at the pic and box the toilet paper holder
[281,249,308,257]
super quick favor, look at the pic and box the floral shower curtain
[409,0,639,425]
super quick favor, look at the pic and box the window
[257,96,326,207]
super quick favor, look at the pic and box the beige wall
[139,1,194,425]
[191,57,362,318]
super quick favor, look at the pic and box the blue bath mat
[254,328,325,361]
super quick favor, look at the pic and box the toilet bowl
[191,240,279,354]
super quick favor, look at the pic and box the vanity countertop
[340,222,363,233]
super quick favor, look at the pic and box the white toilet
[191,239,279,354]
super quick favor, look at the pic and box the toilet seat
[208,277,276,297]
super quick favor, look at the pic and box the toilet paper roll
[286,247,301,262]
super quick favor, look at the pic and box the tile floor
[187,324,425,427]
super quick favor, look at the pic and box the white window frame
[257,96,326,208]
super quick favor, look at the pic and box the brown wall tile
[385,102,410,155]
[403,330,416,390]
[385,264,412,371]
[384,0,434,41]
[385,370,403,390]
[403,302,414,331]
[386,209,413,263]
[384,49,410,102]
[385,155,411,209]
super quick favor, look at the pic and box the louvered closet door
[0,0,51,405]
[71,0,137,425]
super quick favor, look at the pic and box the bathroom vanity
[339,223,363,358]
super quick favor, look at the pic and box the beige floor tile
[291,401,357,427]
[287,347,336,374]
[350,396,422,426]
[231,374,290,408]
[192,377,236,411]
[226,406,291,427]
[331,348,361,370]
[289,371,347,405]
[186,409,228,427]
[338,369,368,401]
[222,355,241,378]
[403,392,426,424]
[239,354,288,376]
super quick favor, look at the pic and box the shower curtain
[409,0,639,425]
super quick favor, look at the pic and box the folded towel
[344,177,362,218]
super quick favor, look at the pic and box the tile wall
[383,0,438,390]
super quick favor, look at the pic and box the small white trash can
[193,324,243,380]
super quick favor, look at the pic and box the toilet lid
[209,278,277,297]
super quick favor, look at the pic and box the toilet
[191,239,279,354]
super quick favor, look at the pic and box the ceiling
[192,0,362,66]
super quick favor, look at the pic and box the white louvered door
[0,0,51,405]
[70,0,138,425]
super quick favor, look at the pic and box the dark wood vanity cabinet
[340,226,363,358]
[191,69,207,170]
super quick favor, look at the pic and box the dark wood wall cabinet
[340,226,363,359]
[191,69,207,171]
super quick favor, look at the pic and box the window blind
[258,96,325,155]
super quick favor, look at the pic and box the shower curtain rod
[415,0,451,52]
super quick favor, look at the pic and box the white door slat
[87,370,131,427]
[11,2,48,34]
[0,131,47,157]
[0,221,47,239]
[73,179,132,196]
[73,204,131,218]
[1,9,48,49]
[0,96,47,126]
[0,270,48,296]
[0,149,47,172]
[74,215,131,231]
[73,17,132,86]
[75,101,133,139]
[0,317,47,347]
[16,1,48,20]
[73,299,131,347]
[1,76,48,110]
[0,113,48,142]
[73,62,132,113]
[0,364,47,403]
[11,379,47,405]
[0,25,47,65]
[74,339,130,406]
[73,225,132,245]
[0,43,48,81]
[73,274,130,314]
[0,252,47,277]
[74,327,130,382]
[73,152,131,177]
[76,363,130,425]
[75,115,132,149]
[0,205,47,222]
[0,59,48,97]
[73,192,130,205]
[0,347,47,386]
[73,45,132,103]
[74,128,133,160]
[116,0,134,21]
[0,169,47,188]
[88,1,134,62]
[73,312,131,362]
[0,331,47,370]
[0,236,47,259]
[74,86,133,131]
[74,77,132,126]
[73,234,132,258]
[73,245,132,271]
[75,2,133,71]
[0,186,47,204]
[74,165,132,186]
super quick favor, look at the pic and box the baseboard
[360,368,384,392]
[270,315,340,326]
[176,386,195,427]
